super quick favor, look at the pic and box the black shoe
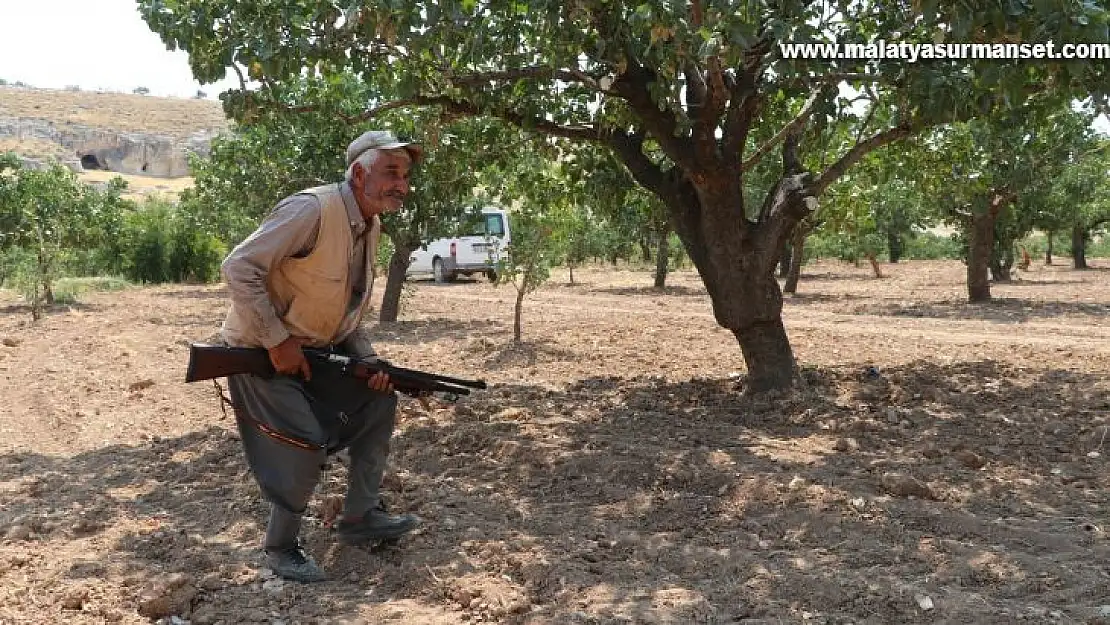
[335,508,419,545]
[264,542,327,583]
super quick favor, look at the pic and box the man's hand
[367,370,394,394]
[268,336,312,380]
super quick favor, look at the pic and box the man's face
[351,150,412,217]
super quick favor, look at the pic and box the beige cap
[346,130,424,167]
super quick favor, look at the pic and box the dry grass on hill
[0,85,229,139]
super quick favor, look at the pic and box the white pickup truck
[406,208,511,283]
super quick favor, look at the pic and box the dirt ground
[0,259,1108,625]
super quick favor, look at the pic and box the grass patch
[52,276,131,304]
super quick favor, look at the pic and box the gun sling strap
[211,378,323,452]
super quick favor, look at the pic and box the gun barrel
[379,363,487,390]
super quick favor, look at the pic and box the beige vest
[224,184,379,348]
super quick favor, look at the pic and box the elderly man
[219,130,422,582]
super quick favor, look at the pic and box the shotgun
[185,343,486,398]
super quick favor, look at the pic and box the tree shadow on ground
[590,285,707,297]
[155,288,229,300]
[366,318,507,347]
[845,297,1110,322]
[476,339,580,371]
[782,292,869,304]
[4,359,1107,623]
[383,359,1109,622]
[0,301,102,317]
[782,270,874,282]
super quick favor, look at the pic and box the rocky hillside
[0,85,230,180]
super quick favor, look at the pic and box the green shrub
[1087,234,1110,259]
[116,199,227,284]
[901,232,963,260]
[51,276,130,304]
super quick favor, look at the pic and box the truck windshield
[462,214,504,237]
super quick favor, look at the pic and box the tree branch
[605,132,678,205]
[781,72,886,89]
[362,96,601,144]
[810,123,917,196]
[448,66,612,93]
[612,61,699,172]
[721,70,760,173]
[742,87,825,172]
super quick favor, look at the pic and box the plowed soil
[1,259,1107,625]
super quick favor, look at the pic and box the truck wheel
[486,269,498,282]
[433,258,447,283]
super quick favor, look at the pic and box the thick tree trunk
[733,318,795,393]
[568,264,575,285]
[666,174,811,393]
[653,227,670,289]
[1045,230,1054,265]
[379,243,415,323]
[968,214,996,302]
[513,287,525,343]
[887,231,903,264]
[1072,225,1088,269]
[783,226,808,294]
[778,241,792,278]
[967,194,1010,302]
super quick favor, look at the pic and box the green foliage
[183,73,514,257]
[0,158,131,317]
[901,232,964,261]
[1087,234,1110,259]
[51,277,131,305]
[114,198,226,284]
[485,140,578,339]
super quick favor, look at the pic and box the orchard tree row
[1,94,1106,345]
[139,0,1110,391]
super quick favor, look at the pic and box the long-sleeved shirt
[220,182,377,357]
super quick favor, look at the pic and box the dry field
[0,260,1107,625]
[0,86,229,140]
[76,170,195,202]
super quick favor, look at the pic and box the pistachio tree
[930,107,1097,301]
[0,157,130,318]
[140,0,1110,390]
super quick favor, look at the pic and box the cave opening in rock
[79,154,105,170]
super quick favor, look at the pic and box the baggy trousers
[227,365,398,550]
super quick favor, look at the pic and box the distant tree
[0,156,130,319]
[487,142,575,342]
[195,89,207,99]
[931,107,1094,301]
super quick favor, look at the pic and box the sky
[0,0,240,99]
